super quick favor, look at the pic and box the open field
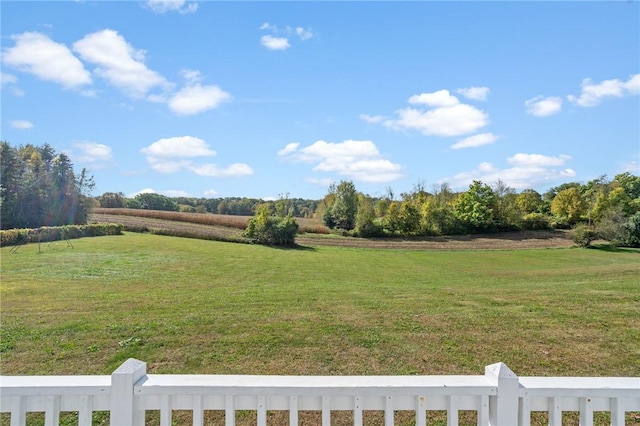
[2,233,638,377]
[1,233,639,424]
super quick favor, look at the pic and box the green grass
[1,233,639,380]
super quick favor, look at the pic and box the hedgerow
[0,223,124,247]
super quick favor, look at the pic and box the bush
[354,218,385,238]
[243,204,298,245]
[620,212,640,247]
[550,216,571,229]
[571,224,597,247]
[0,223,124,247]
[519,213,551,230]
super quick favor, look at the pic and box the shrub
[519,213,551,231]
[571,224,597,248]
[243,204,298,245]
[620,212,640,247]
[354,218,385,238]
[0,223,124,247]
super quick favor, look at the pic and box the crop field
[89,210,577,250]
[90,208,330,235]
[1,233,639,425]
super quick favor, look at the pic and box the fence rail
[1,359,638,426]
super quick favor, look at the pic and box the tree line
[97,192,318,218]
[1,142,94,230]
[317,176,640,247]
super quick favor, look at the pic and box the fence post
[110,358,147,426]
[485,362,519,426]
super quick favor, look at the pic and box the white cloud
[73,29,168,98]
[1,72,17,86]
[440,153,575,190]
[168,84,231,115]
[359,113,385,124]
[260,22,277,31]
[625,73,640,95]
[2,32,91,90]
[384,104,489,137]
[369,88,490,137]
[279,139,403,183]
[525,96,563,117]
[11,120,34,129]
[128,188,156,198]
[450,133,497,150]
[146,0,198,14]
[260,35,290,51]
[190,163,254,177]
[141,136,252,177]
[162,189,192,197]
[180,68,202,85]
[408,89,459,107]
[277,142,300,156]
[507,153,571,167]
[203,189,218,197]
[72,141,113,168]
[146,158,193,173]
[260,22,311,50]
[567,73,640,107]
[141,136,217,158]
[456,86,490,101]
[295,27,313,40]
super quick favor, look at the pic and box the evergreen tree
[1,142,94,229]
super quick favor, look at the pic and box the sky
[1,1,639,201]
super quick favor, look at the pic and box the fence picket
[415,395,426,426]
[78,395,93,426]
[322,395,330,426]
[192,395,203,426]
[353,395,363,426]
[289,395,298,426]
[225,395,234,426]
[44,395,60,426]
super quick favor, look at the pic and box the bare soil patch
[297,230,574,250]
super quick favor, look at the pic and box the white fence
[1,359,638,426]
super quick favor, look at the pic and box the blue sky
[2,1,639,200]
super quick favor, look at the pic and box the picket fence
[1,358,638,426]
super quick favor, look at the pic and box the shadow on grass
[267,243,317,252]
[590,243,640,253]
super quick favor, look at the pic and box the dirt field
[90,212,575,250]
[295,230,575,250]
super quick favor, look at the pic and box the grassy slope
[1,233,639,380]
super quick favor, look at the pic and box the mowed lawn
[1,233,639,379]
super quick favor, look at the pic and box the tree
[613,172,640,200]
[582,175,609,225]
[515,189,544,215]
[324,180,358,230]
[492,179,518,230]
[0,142,94,229]
[453,181,497,231]
[398,201,421,234]
[135,193,179,211]
[99,192,126,208]
[551,187,586,224]
[243,201,298,245]
[355,194,383,237]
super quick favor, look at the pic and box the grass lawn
[1,232,639,381]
